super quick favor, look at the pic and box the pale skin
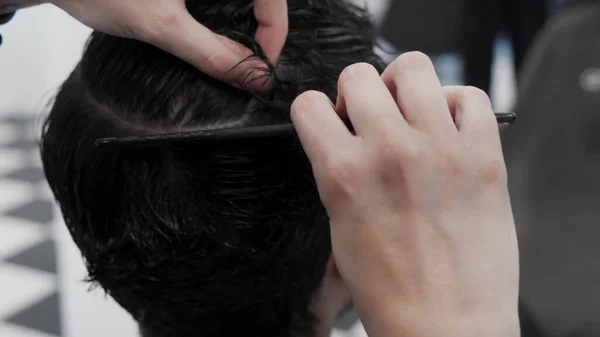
[291,52,520,337]
[1,0,520,335]
[0,0,288,89]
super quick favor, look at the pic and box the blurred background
[1,0,599,337]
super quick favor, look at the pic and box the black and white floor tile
[0,113,61,337]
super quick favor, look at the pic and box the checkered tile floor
[0,113,61,337]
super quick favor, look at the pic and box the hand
[291,52,519,337]
[49,0,287,89]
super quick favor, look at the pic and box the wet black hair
[41,1,383,336]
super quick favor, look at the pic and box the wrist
[359,301,520,337]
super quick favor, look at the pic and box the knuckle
[477,155,508,185]
[338,63,379,88]
[392,51,434,73]
[320,155,361,197]
[378,138,422,170]
[463,86,492,107]
[438,146,465,177]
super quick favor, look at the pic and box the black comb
[95,112,516,147]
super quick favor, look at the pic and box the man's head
[41,1,382,336]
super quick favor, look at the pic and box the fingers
[254,0,288,65]
[148,4,284,91]
[444,86,501,147]
[336,63,409,138]
[149,9,266,87]
[381,52,456,137]
[291,91,356,163]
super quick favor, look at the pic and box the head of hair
[41,1,383,336]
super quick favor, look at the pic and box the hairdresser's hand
[48,0,287,89]
[291,52,519,337]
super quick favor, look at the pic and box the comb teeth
[95,124,297,147]
[95,113,516,147]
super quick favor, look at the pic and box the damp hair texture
[40,1,383,337]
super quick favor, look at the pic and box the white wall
[0,5,138,337]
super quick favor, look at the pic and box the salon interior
[0,0,599,336]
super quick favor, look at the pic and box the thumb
[254,0,288,64]
[150,9,269,90]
